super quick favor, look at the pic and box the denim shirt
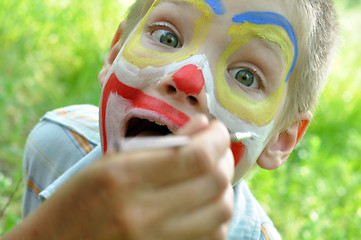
[22,105,281,240]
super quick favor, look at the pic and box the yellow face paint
[121,0,213,68]
[119,0,294,126]
[216,22,294,126]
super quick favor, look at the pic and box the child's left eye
[229,68,260,89]
[152,29,180,48]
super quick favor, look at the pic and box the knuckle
[210,225,228,240]
[212,169,228,192]
[193,146,213,172]
[114,205,147,239]
[213,137,227,156]
[93,161,139,192]
[217,197,233,222]
[91,166,118,193]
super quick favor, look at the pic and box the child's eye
[152,29,180,48]
[229,68,261,89]
[146,22,182,48]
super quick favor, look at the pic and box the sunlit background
[1,0,360,239]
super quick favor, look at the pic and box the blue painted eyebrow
[233,12,298,82]
[204,0,225,14]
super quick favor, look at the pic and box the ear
[257,111,313,170]
[98,21,126,87]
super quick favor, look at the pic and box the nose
[172,64,205,96]
[158,64,207,108]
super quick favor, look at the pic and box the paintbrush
[230,131,256,142]
[112,131,256,152]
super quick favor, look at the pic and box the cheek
[213,42,286,126]
[232,148,254,184]
[100,86,131,153]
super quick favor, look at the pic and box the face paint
[233,11,298,82]
[204,0,225,14]
[100,1,216,152]
[101,72,190,152]
[213,16,295,126]
[172,64,204,95]
[203,11,296,164]
[100,0,297,172]
[231,142,245,166]
[121,0,213,68]
[205,79,275,165]
[100,54,212,152]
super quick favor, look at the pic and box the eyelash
[145,22,183,46]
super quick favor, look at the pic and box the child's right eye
[152,29,180,48]
[146,22,182,48]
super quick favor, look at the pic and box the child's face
[99,0,297,181]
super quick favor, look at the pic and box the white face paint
[100,53,209,153]
[102,50,272,166]
[99,0,292,184]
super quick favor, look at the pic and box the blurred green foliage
[0,0,132,234]
[0,0,360,239]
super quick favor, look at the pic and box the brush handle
[112,132,255,152]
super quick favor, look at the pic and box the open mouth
[125,117,173,138]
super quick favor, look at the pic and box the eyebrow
[233,11,298,82]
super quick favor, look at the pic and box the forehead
[156,0,293,33]
[156,0,297,81]
[163,0,287,18]
[159,0,294,41]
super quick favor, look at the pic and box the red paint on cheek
[172,64,205,95]
[101,73,190,152]
[231,142,245,166]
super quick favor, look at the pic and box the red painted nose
[171,64,205,96]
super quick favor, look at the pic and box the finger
[144,165,229,220]
[99,168,230,240]
[105,120,230,188]
[160,184,234,239]
[197,224,230,240]
[176,114,209,136]
[177,120,230,175]
[217,149,234,183]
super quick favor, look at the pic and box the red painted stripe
[231,142,245,166]
[101,73,190,152]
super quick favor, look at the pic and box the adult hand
[4,116,234,240]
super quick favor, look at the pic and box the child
[4,0,338,239]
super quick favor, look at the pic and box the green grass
[1,0,360,239]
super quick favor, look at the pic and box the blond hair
[120,0,339,133]
[273,0,339,135]
[120,0,155,45]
